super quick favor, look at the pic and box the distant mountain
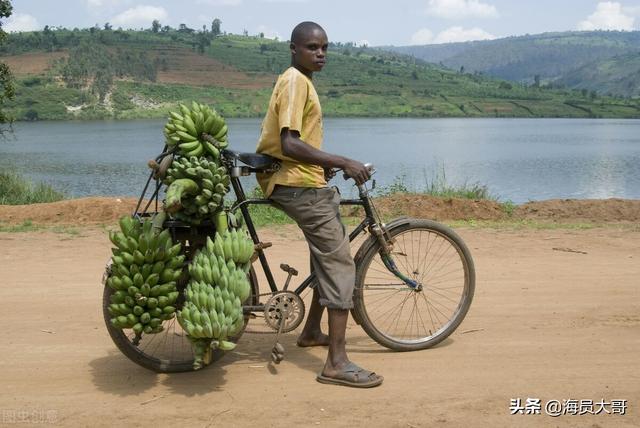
[388,31,640,96]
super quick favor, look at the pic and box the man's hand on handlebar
[342,159,371,185]
[324,167,337,181]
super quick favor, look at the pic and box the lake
[1,118,639,204]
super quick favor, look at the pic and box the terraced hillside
[1,28,639,120]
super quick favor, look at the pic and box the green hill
[1,27,639,120]
[555,52,640,98]
[388,31,640,96]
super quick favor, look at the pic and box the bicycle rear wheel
[102,265,259,373]
[353,219,475,351]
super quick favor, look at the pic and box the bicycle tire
[353,218,475,351]
[102,266,259,373]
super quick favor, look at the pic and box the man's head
[290,21,328,76]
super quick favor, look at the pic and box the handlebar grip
[343,163,374,180]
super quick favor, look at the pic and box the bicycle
[102,149,476,372]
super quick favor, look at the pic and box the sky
[3,0,640,46]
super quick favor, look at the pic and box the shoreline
[9,115,640,124]
[1,195,639,227]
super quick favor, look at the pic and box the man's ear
[289,42,296,55]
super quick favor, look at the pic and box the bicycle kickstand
[271,264,298,364]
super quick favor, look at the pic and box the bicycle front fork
[370,223,423,291]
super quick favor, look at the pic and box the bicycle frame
[228,173,373,311]
[132,148,420,314]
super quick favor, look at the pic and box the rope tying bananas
[107,216,182,336]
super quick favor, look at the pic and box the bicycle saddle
[223,150,280,172]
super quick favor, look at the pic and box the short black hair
[291,21,326,44]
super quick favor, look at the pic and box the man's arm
[280,129,371,185]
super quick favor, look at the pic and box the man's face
[291,28,328,74]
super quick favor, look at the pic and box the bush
[375,166,496,201]
[24,109,38,121]
[0,171,65,205]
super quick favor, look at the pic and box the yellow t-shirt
[256,67,326,197]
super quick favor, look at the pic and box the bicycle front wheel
[353,219,475,351]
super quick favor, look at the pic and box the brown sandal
[316,362,383,388]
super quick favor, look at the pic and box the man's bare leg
[297,288,330,347]
[322,308,350,373]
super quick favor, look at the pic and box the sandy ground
[0,223,638,427]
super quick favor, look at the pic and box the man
[256,21,383,388]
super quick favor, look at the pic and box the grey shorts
[270,185,355,310]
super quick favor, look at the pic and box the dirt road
[0,225,638,427]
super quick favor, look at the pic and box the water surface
[1,118,638,204]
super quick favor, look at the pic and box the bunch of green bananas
[209,228,254,270]
[177,282,244,343]
[163,155,231,223]
[176,232,253,369]
[188,234,253,301]
[164,102,228,158]
[107,216,184,335]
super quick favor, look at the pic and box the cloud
[4,13,40,32]
[110,5,168,28]
[256,24,281,40]
[426,0,498,19]
[86,0,131,8]
[410,26,495,45]
[196,0,243,5]
[434,26,495,43]
[410,28,434,44]
[577,2,635,31]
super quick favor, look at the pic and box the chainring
[263,291,306,333]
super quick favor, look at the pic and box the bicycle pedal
[279,264,298,276]
[274,342,285,354]
[271,350,284,364]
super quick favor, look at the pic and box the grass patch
[242,186,294,227]
[500,200,517,216]
[444,219,633,230]
[0,171,65,205]
[0,221,88,236]
[51,226,83,237]
[0,220,42,233]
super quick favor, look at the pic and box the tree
[211,19,221,36]
[104,22,112,31]
[151,20,161,33]
[0,0,15,131]
[196,32,208,54]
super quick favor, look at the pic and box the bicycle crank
[265,291,305,363]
